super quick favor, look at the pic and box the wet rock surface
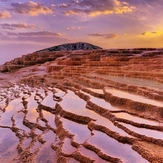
[0,48,163,162]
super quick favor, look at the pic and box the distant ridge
[37,42,102,52]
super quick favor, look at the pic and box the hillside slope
[38,42,102,52]
[0,42,102,72]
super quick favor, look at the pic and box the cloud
[63,0,135,17]
[51,4,56,7]
[1,23,39,30]
[66,26,86,30]
[64,9,83,16]
[58,3,71,8]
[3,31,71,45]
[8,31,63,37]
[125,0,163,6]
[88,33,118,39]
[141,31,163,36]
[0,11,11,18]
[10,1,53,16]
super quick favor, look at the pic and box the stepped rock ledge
[0,42,163,162]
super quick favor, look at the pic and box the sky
[0,0,163,63]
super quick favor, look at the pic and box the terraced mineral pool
[67,158,80,163]
[88,130,148,163]
[35,131,57,163]
[79,146,110,163]
[0,128,18,162]
[38,119,46,128]
[22,137,33,149]
[0,83,160,162]
[61,118,91,144]
[105,87,163,107]
[0,103,5,110]
[80,90,120,111]
[0,98,23,126]
[25,94,39,123]
[13,112,31,132]
[94,74,163,91]
[85,87,104,94]
[29,139,42,154]
[87,110,129,136]
[55,88,66,97]
[35,147,57,163]
[59,90,89,115]
[62,138,76,154]
[42,110,56,128]
[59,90,129,136]
[113,112,163,126]
[41,91,56,108]
[120,122,163,140]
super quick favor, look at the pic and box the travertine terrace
[0,47,163,162]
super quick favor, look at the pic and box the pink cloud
[0,11,11,19]
[88,33,118,39]
[62,0,135,17]
[1,23,39,30]
[11,1,53,16]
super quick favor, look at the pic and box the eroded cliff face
[0,48,163,162]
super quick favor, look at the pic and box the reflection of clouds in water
[80,90,117,111]
[0,82,160,162]
[62,118,91,144]
[26,108,39,121]
[89,130,147,163]
[61,91,86,108]
[0,128,18,161]
[41,91,56,107]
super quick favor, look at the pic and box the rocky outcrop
[38,42,102,52]
[0,51,64,72]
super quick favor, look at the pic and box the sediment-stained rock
[55,103,95,124]
[132,141,163,162]
[83,141,123,163]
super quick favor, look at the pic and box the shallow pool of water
[62,138,76,154]
[25,93,39,123]
[113,112,163,126]
[60,90,129,136]
[42,110,56,129]
[60,90,89,115]
[105,87,163,107]
[88,130,148,163]
[120,122,163,140]
[41,91,56,108]
[80,90,120,111]
[0,99,23,127]
[80,146,111,163]
[0,128,19,163]
[62,118,91,144]
[13,112,31,132]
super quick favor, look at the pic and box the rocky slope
[0,45,163,162]
[0,42,102,72]
[38,42,102,52]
